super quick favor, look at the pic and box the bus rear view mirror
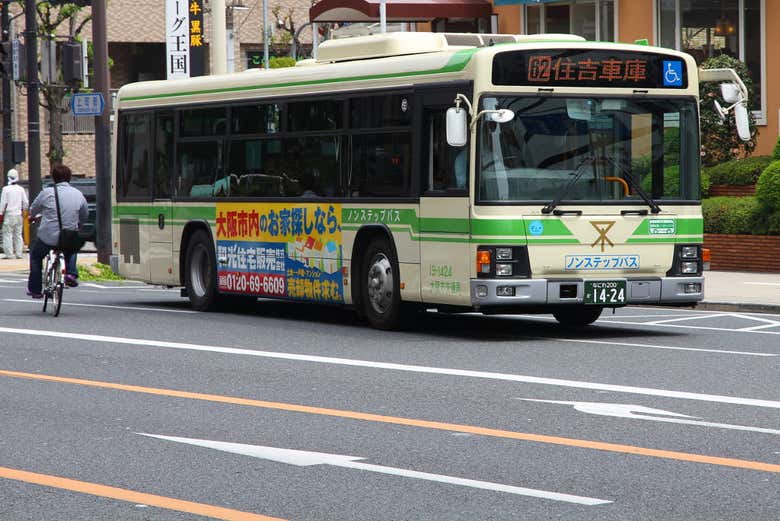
[733,103,751,141]
[566,99,594,121]
[720,82,741,104]
[446,107,468,147]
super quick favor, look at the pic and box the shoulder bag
[53,184,86,254]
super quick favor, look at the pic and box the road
[0,273,778,520]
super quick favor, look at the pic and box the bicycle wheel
[42,255,53,313]
[47,257,64,317]
[50,282,64,317]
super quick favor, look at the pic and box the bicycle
[42,247,66,317]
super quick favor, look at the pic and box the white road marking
[3,299,197,314]
[0,325,778,409]
[597,319,780,335]
[520,399,780,436]
[549,337,774,357]
[743,282,780,286]
[137,433,612,506]
[643,313,731,325]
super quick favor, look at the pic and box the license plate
[584,280,626,305]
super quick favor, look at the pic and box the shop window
[524,1,615,42]
[658,0,764,117]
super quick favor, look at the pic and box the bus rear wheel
[185,229,218,311]
[361,237,403,330]
[552,306,603,326]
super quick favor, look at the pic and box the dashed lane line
[1,369,779,475]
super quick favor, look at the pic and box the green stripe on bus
[121,49,479,102]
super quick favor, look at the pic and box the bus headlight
[680,246,699,259]
[680,261,699,274]
[495,247,513,260]
[496,263,513,276]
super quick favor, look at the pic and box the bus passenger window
[117,112,152,199]
[352,133,410,197]
[176,141,222,198]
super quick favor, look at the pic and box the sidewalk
[0,252,98,273]
[0,256,777,313]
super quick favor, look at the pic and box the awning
[493,0,560,6]
[310,0,493,23]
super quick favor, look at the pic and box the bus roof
[116,32,697,109]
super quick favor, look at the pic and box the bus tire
[361,236,403,330]
[185,229,218,311]
[552,306,603,326]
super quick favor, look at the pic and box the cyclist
[26,165,88,299]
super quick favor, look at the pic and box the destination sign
[492,50,687,89]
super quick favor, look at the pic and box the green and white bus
[110,32,749,328]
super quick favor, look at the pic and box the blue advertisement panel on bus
[215,203,344,303]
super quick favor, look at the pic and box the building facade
[5,0,776,180]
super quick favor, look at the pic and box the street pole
[92,0,111,264]
[262,0,269,69]
[24,0,40,206]
[1,3,12,175]
[211,0,227,74]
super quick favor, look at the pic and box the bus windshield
[477,96,700,204]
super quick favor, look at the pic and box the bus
[110,32,749,329]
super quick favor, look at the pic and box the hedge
[703,196,780,235]
[755,159,780,211]
[703,156,772,186]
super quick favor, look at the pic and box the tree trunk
[45,86,67,171]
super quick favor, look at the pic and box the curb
[696,301,780,315]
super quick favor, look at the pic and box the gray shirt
[29,182,88,246]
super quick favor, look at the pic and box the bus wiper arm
[600,156,662,214]
[541,157,594,214]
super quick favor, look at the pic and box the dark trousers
[27,238,78,294]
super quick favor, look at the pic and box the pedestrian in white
[0,169,29,259]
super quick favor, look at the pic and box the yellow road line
[0,465,285,521]
[2,368,779,474]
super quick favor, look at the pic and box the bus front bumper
[470,276,704,307]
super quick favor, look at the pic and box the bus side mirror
[733,103,751,141]
[720,82,741,104]
[446,107,468,147]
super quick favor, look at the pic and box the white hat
[6,169,18,184]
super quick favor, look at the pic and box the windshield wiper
[541,157,594,214]
[600,156,662,214]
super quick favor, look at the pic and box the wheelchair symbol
[663,61,683,86]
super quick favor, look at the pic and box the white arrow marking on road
[520,399,780,435]
[137,433,612,506]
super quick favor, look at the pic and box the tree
[699,54,757,167]
[16,1,91,169]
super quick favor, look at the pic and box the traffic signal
[0,41,12,77]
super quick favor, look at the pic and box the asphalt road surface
[0,274,777,521]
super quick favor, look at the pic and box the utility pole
[1,3,12,175]
[92,0,111,264]
[24,0,40,205]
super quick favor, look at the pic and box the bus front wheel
[552,306,603,326]
[185,229,218,311]
[361,237,403,330]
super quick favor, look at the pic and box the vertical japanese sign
[216,203,345,303]
[189,0,205,77]
[166,0,189,79]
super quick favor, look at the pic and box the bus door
[418,88,472,306]
[148,111,177,284]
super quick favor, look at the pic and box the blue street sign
[70,92,105,116]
